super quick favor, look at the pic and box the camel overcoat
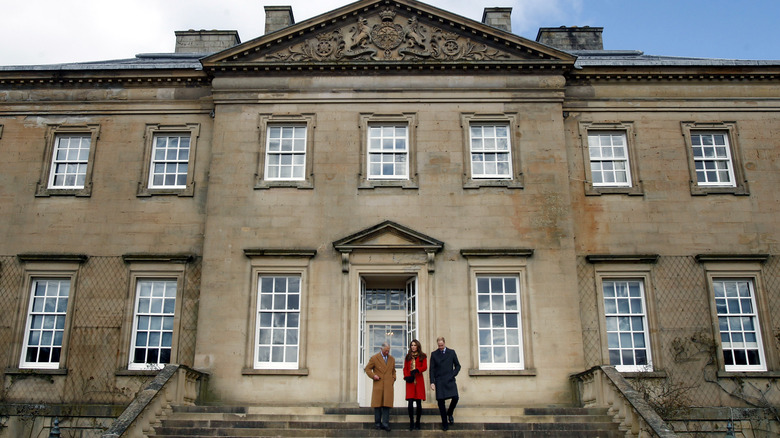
[364,352,396,407]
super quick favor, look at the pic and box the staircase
[149,405,624,437]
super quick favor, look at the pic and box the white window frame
[128,279,179,370]
[264,125,307,181]
[578,122,643,196]
[138,124,199,197]
[462,249,534,374]
[587,131,632,188]
[589,257,661,372]
[256,114,316,189]
[681,122,748,196]
[36,124,100,197]
[469,124,512,179]
[461,113,523,189]
[358,113,418,189]
[48,135,92,189]
[475,275,524,370]
[243,250,313,374]
[367,124,409,180]
[19,278,72,369]
[601,279,652,372]
[120,257,188,372]
[688,131,736,187]
[148,134,192,189]
[712,278,766,372]
[253,275,302,370]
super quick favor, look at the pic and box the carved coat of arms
[267,7,508,63]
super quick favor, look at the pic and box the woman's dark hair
[405,339,427,361]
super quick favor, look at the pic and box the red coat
[403,355,427,401]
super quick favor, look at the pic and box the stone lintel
[460,248,534,258]
[695,254,769,263]
[586,254,659,264]
[244,249,317,258]
[122,253,196,263]
[17,253,88,263]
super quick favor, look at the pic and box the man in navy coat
[429,336,460,431]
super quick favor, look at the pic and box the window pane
[255,275,301,368]
[588,131,631,188]
[149,134,191,188]
[602,280,651,371]
[129,279,177,369]
[476,276,522,369]
[713,279,764,371]
[50,135,91,189]
[22,279,70,367]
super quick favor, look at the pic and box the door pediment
[333,221,443,272]
[202,0,575,71]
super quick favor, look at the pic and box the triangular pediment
[202,0,575,70]
[332,220,444,252]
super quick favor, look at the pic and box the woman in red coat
[403,339,427,430]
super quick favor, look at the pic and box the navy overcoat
[429,348,460,400]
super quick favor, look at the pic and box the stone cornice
[695,254,770,263]
[205,61,570,76]
[586,254,659,264]
[0,71,210,87]
[243,249,317,258]
[569,67,780,83]
[122,253,197,264]
[460,249,534,258]
[17,253,88,263]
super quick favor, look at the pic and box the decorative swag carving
[267,8,509,62]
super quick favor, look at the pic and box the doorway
[358,275,418,407]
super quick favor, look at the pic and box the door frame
[342,260,432,407]
[358,276,419,407]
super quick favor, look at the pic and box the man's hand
[430,383,435,390]
[373,375,380,380]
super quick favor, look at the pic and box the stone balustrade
[572,365,677,438]
[102,364,208,438]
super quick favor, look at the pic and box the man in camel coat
[365,342,396,431]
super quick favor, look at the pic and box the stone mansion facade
[1,0,779,436]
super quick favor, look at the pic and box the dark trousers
[374,407,390,428]
[437,396,459,424]
[407,399,422,424]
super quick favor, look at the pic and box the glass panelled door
[359,276,417,407]
[367,323,406,366]
[405,278,418,346]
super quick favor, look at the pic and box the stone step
[157,419,618,430]
[152,425,623,438]
[152,432,623,438]
[151,404,622,438]
[174,404,612,417]
[163,413,614,424]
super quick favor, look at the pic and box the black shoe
[381,425,391,432]
[409,422,415,431]
[448,415,454,424]
[441,423,449,431]
[374,424,381,430]
[414,422,421,430]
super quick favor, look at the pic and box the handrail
[571,365,677,438]
[102,364,207,438]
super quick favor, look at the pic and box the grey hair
[381,342,390,348]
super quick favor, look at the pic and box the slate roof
[0,53,205,72]
[3,49,779,73]
[571,50,780,68]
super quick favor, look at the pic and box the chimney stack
[536,26,604,51]
[265,6,295,34]
[175,30,240,54]
[482,7,512,33]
